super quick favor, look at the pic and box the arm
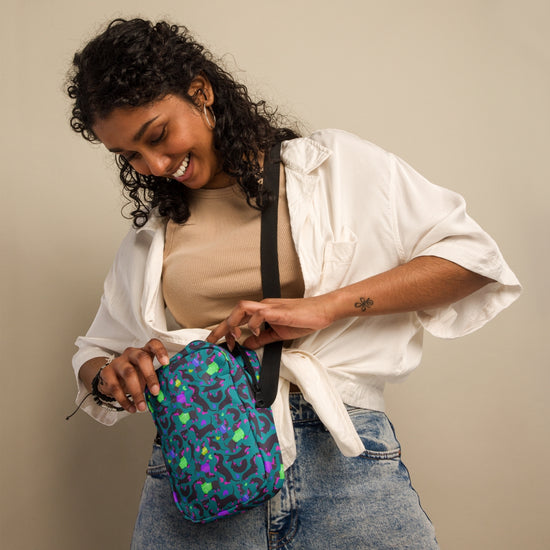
[207,256,492,349]
[326,255,491,318]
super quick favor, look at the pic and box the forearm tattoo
[354,297,374,311]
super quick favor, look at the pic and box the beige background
[2,1,548,548]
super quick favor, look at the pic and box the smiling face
[92,78,233,190]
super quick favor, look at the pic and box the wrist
[91,357,125,412]
[79,356,113,393]
[323,287,353,323]
[91,357,114,401]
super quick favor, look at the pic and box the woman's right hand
[80,338,169,414]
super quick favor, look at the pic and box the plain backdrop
[2,1,548,549]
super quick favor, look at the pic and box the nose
[143,152,171,177]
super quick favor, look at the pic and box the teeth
[172,154,190,178]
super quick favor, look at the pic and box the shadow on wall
[60,398,155,549]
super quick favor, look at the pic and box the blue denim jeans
[131,394,438,549]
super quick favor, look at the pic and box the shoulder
[309,128,383,150]
[282,129,392,173]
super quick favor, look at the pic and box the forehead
[92,94,185,150]
[92,103,160,150]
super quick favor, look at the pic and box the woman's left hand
[206,296,335,349]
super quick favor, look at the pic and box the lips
[171,153,190,179]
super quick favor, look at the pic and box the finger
[113,357,149,412]
[225,332,236,352]
[247,310,270,336]
[242,326,281,349]
[144,338,170,366]
[111,385,137,414]
[141,339,168,396]
[207,304,253,342]
[99,364,137,413]
[206,321,228,344]
[207,323,241,348]
[207,322,236,344]
[220,301,263,331]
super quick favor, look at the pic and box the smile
[172,154,190,178]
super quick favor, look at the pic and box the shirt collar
[281,135,332,174]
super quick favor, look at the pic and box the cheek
[169,111,216,154]
[128,158,150,176]
[176,129,214,154]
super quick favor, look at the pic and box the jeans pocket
[146,444,169,478]
[347,408,402,460]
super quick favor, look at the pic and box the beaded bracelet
[91,357,125,411]
[65,356,122,420]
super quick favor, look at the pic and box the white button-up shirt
[72,130,521,467]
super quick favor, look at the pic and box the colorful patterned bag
[145,340,284,523]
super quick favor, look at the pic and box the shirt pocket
[315,228,357,295]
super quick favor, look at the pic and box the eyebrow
[107,115,161,153]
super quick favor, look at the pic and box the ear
[187,75,214,107]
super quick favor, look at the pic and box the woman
[68,18,520,549]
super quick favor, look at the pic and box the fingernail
[129,405,137,414]
[137,402,146,412]
[150,384,160,396]
[161,356,170,366]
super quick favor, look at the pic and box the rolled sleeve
[390,153,521,338]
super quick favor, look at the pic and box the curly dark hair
[67,18,299,227]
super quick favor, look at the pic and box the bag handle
[255,141,283,408]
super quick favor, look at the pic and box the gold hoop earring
[203,103,216,130]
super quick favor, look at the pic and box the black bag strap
[255,141,283,408]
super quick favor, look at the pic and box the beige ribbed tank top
[162,171,305,330]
